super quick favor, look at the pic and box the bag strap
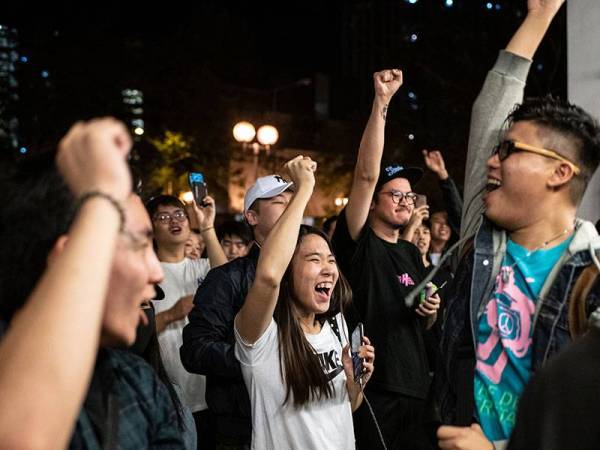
[327,316,343,346]
[568,263,600,339]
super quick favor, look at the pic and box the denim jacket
[437,217,600,426]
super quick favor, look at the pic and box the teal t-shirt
[474,237,571,441]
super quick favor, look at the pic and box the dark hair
[273,225,352,407]
[217,220,252,244]
[507,95,600,204]
[322,215,338,235]
[145,195,187,219]
[0,157,75,321]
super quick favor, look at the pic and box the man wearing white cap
[181,173,294,449]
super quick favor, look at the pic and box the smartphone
[351,323,364,384]
[415,194,427,208]
[418,280,448,305]
[188,172,208,206]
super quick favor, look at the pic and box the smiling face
[184,232,205,259]
[412,224,431,257]
[430,211,451,243]
[484,121,560,231]
[290,233,339,316]
[152,204,190,248]
[371,177,414,229]
[102,196,164,347]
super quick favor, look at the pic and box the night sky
[2,1,567,209]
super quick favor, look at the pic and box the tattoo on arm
[381,104,388,121]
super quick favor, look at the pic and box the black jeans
[354,387,433,450]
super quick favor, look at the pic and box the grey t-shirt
[235,313,355,450]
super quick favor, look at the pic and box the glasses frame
[153,210,188,224]
[493,140,581,176]
[379,190,418,205]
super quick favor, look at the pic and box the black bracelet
[75,191,125,232]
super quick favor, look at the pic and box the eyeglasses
[379,191,418,205]
[493,140,581,176]
[153,210,187,224]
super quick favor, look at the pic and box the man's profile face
[102,196,164,347]
[484,120,559,231]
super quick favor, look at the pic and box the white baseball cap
[244,175,294,212]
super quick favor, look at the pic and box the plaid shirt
[69,348,185,449]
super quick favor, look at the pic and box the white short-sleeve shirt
[153,257,210,413]
[235,313,355,450]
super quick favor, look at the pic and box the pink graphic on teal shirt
[476,267,535,384]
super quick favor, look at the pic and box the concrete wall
[569,1,600,222]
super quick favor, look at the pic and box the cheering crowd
[2,1,600,449]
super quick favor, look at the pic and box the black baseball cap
[375,163,423,191]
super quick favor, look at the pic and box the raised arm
[235,156,316,344]
[423,150,463,234]
[0,119,132,449]
[345,69,403,240]
[460,0,565,243]
[194,195,227,268]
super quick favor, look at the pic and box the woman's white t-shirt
[235,313,355,450]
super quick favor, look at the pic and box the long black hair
[273,225,352,407]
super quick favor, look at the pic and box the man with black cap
[332,69,440,450]
[181,171,295,449]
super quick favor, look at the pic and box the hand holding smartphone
[188,172,208,207]
[351,323,364,385]
[415,194,427,208]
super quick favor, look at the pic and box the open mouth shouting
[169,224,183,235]
[486,177,502,192]
[314,281,333,302]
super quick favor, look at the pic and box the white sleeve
[234,318,278,366]
[195,258,211,281]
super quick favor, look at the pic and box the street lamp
[233,121,279,179]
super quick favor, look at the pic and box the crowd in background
[3,1,600,449]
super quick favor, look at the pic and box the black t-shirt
[332,209,430,398]
[508,328,600,450]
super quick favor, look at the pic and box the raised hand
[56,118,133,201]
[284,155,317,192]
[373,69,403,101]
[192,195,217,230]
[423,150,449,180]
[527,0,565,19]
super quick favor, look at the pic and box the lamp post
[233,121,279,180]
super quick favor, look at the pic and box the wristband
[75,191,125,232]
